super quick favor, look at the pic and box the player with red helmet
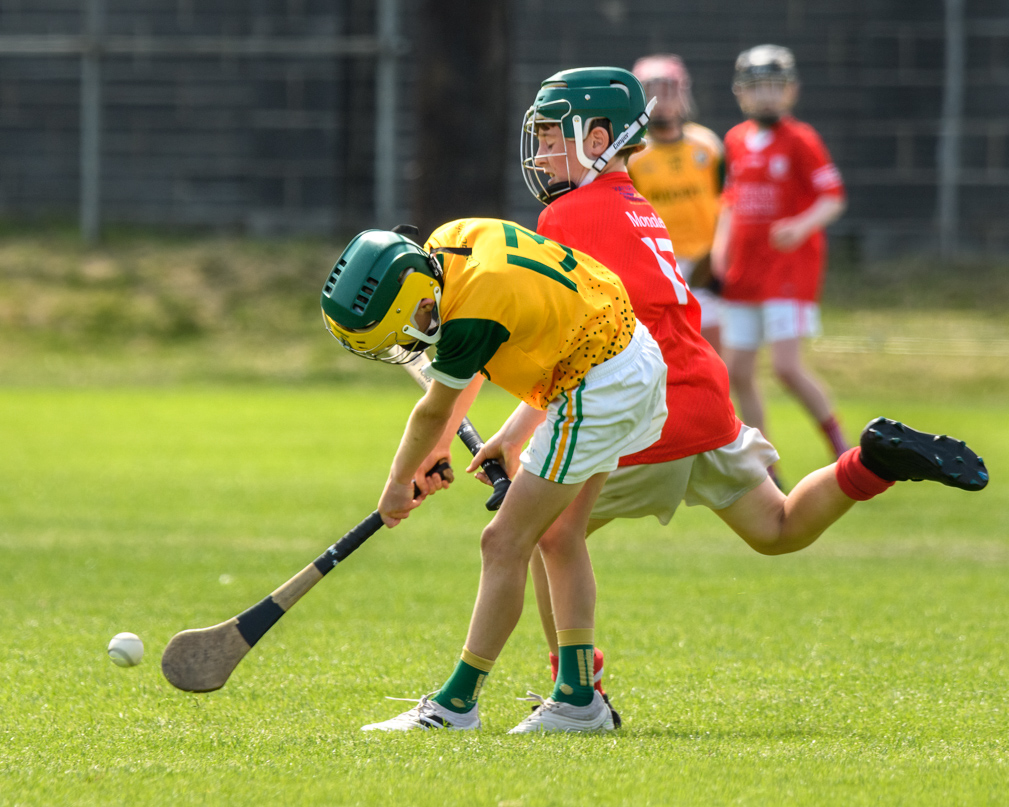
[629,54,725,352]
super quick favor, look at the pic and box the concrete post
[80,0,105,243]
[938,0,965,257]
[374,0,398,227]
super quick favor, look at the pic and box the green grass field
[1,383,1006,806]
[1,236,1008,804]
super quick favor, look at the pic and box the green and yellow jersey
[628,122,724,262]
[424,218,636,410]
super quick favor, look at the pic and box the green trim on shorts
[541,390,568,478]
[557,382,585,484]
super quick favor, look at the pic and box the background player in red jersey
[711,45,848,476]
[517,66,988,722]
[629,54,725,352]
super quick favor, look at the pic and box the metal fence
[503,0,1009,258]
[0,0,403,240]
[1,0,1008,258]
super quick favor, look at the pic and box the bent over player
[513,65,989,721]
[712,45,849,469]
[321,218,668,733]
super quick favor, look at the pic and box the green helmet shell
[531,66,648,146]
[321,230,442,361]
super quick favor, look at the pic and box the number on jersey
[641,237,689,304]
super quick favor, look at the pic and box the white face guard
[520,96,656,204]
[520,99,582,204]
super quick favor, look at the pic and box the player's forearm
[390,389,459,485]
[794,195,846,235]
[500,402,547,447]
[433,375,485,456]
[710,207,733,278]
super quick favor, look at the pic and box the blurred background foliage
[1,230,1007,403]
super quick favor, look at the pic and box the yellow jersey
[628,122,724,262]
[424,218,635,410]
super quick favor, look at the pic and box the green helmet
[521,66,653,204]
[321,229,443,364]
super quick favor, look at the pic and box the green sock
[431,648,493,713]
[552,629,595,707]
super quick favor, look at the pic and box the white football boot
[508,690,615,734]
[360,695,480,732]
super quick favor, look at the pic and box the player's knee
[536,528,575,560]
[772,361,803,390]
[721,489,791,554]
[479,521,533,568]
[739,522,822,556]
[746,536,794,556]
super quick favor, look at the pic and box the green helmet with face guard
[521,66,655,204]
[320,229,444,364]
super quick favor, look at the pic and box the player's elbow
[413,399,454,436]
[417,381,463,421]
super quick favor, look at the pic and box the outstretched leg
[718,418,988,555]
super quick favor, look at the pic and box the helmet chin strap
[401,285,443,346]
[572,97,657,188]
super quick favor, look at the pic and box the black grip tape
[427,460,452,481]
[315,510,385,572]
[311,462,453,575]
[484,475,510,511]
[481,458,509,486]
[235,597,285,647]
[454,417,510,511]
[455,419,484,456]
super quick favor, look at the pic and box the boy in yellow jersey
[629,54,725,351]
[321,218,667,733]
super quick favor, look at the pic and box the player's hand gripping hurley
[161,355,510,692]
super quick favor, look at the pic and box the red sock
[835,447,895,501]
[549,648,606,693]
[820,414,849,459]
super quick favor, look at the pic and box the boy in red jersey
[513,66,988,722]
[712,45,848,470]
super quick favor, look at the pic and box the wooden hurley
[162,355,509,692]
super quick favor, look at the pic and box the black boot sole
[860,417,989,491]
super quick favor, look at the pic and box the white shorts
[720,299,821,350]
[590,423,779,524]
[521,326,668,485]
[678,257,722,331]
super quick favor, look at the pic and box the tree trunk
[413,0,510,239]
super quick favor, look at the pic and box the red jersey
[722,116,845,303]
[538,171,739,465]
